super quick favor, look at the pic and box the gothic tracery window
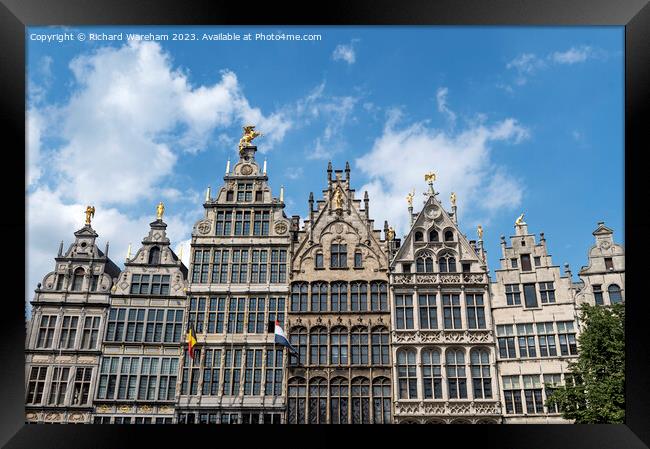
[351,377,371,424]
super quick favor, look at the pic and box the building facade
[285,163,392,424]
[92,213,188,424]
[25,219,120,423]
[389,182,500,424]
[177,144,290,424]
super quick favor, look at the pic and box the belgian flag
[186,324,197,360]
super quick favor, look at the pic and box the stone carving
[139,405,153,413]
[97,404,112,414]
[118,405,133,413]
[274,222,288,235]
[197,220,212,235]
[393,274,414,284]
[463,274,485,283]
[440,274,461,283]
[241,164,253,175]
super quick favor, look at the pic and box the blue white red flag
[274,320,298,354]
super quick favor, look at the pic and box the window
[81,316,100,349]
[371,327,390,365]
[231,249,249,283]
[308,378,327,424]
[592,284,604,305]
[268,297,285,329]
[331,243,347,268]
[253,211,270,236]
[131,274,170,295]
[537,322,557,357]
[243,349,263,395]
[605,257,614,271]
[373,377,392,424]
[237,183,253,202]
[354,251,363,268]
[350,327,369,365]
[222,348,242,395]
[287,378,306,424]
[212,249,230,283]
[443,293,462,329]
[471,349,492,399]
[397,350,417,399]
[26,366,48,404]
[201,349,221,395]
[414,231,424,242]
[330,378,349,424]
[247,297,266,334]
[416,255,434,273]
[543,374,562,414]
[290,327,307,366]
[311,282,328,312]
[330,282,348,312]
[446,349,467,399]
[36,315,58,348]
[421,349,442,399]
[510,258,518,268]
[58,316,79,349]
[516,323,537,358]
[497,325,517,359]
[502,376,523,414]
[523,283,538,308]
[438,254,457,273]
[350,282,368,312]
[315,252,324,269]
[72,367,92,405]
[48,367,70,405]
[418,293,438,329]
[523,375,544,414]
[539,282,556,304]
[370,282,388,311]
[227,297,246,333]
[71,268,84,291]
[351,378,371,424]
[466,294,486,329]
[226,191,234,202]
[55,274,65,290]
[270,249,287,283]
[402,263,412,273]
[429,230,439,242]
[309,327,328,365]
[234,211,252,236]
[520,254,532,271]
[557,321,578,355]
[188,297,206,334]
[505,284,521,306]
[330,327,348,365]
[148,246,161,265]
[534,256,541,267]
[107,307,182,343]
[462,263,471,273]
[191,249,210,284]
[395,294,414,329]
[265,349,283,396]
[608,284,623,304]
[90,274,99,291]
[444,230,454,242]
[255,191,263,202]
[215,211,233,236]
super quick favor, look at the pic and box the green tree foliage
[545,303,625,423]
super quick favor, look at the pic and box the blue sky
[26,26,624,309]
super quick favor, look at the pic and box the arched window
[309,327,328,365]
[351,326,369,365]
[71,268,85,291]
[608,284,623,304]
[291,283,308,312]
[148,246,161,265]
[287,377,306,424]
[470,349,492,399]
[331,282,348,312]
[351,377,371,424]
[446,349,467,399]
[330,327,348,365]
[438,253,457,273]
[315,252,324,269]
[416,255,434,273]
[372,377,392,424]
[350,282,368,311]
[370,281,388,311]
[371,326,390,365]
[330,377,349,424]
[308,378,327,424]
[429,230,439,242]
[421,349,443,399]
[311,282,328,312]
[414,231,424,242]
[444,230,454,242]
[397,349,417,399]
[289,327,307,366]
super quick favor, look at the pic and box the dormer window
[226,191,234,202]
[438,254,457,273]
[71,268,85,291]
[331,243,347,268]
[429,230,439,242]
[414,231,424,242]
[416,256,434,273]
[255,191,263,202]
[148,246,161,265]
[520,254,532,271]
[237,183,253,202]
[444,231,454,242]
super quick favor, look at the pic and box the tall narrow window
[26,366,48,405]
[502,376,523,414]
[315,252,324,269]
[446,349,467,399]
[466,294,486,329]
[520,254,532,271]
[81,316,101,349]
[354,251,363,268]
[72,367,92,405]
[71,268,85,291]
[330,282,348,312]
[287,378,307,424]
[350,282,367,312]
[421,349,442,399]
[372,378,391,424]
[397,350,417,399]
[523,375,544,414]
[439,254,456,273]
[371,327,390,365]
[48,367,70,405]
[470,349,492,399]
[330,378,349,424]
[311,282,327,312]
[36,315,58,348]
[604,257,614,270]
[265,349,283,396]
[496,325,517,359]
[557,321,578,355]
[593,284,604,305]
[289,327,307,366]
[516,323,536,357]
[148,246,161,265]
[351,377,370,424]
[243,349,263,396]
[444,230,454,242]
[418,293,438,329]
[330,327,348,365]
[537,322,557,357]
[58,316,79,349]
[443,293,462,329]
[417,256,434,273]
[202,349,221,395]
[308,378,328,424]
[370,282,388,311]
[608,284,623,304]
[523,283,538,308]
[309,327,328,365]
[350,327,369,365]
[543,374,562,414]
[227,297,246,334]
[395,294,414,329]
[414,231,424,242]
[331,243,347,268]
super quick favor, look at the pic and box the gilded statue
[387,226,396,241]
[477,225,483,240]
[332,188,344,209]
[424,171,436,183]
[406,189,415,208]
[515,213,526,226]
[84,206,95,225]
[238,125,262,154]
[156,201,165,220]
[450,192,457,207]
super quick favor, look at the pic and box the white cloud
[26,108,44,187]
[551,46,592,64]
[436,87,457,124]
[332,41,357,65]
[355,113,529,238]
[506,53,546,86]
[285,166,304,180]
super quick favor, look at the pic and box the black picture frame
[2,0,648,447]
